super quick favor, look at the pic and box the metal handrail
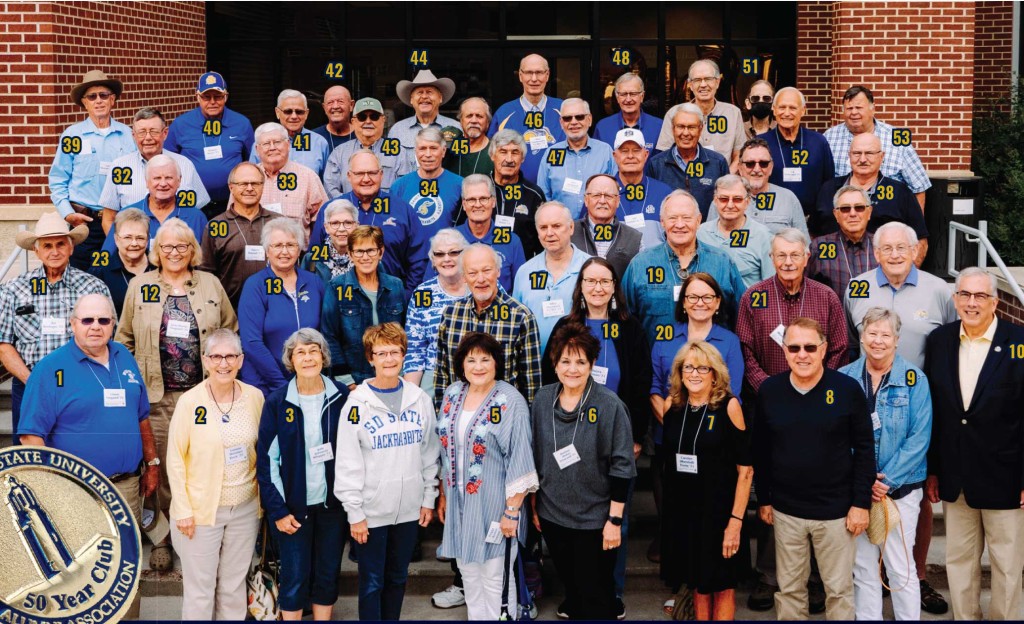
[948,220,1024,306]
[0,224,28,282]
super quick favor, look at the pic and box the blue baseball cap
[197,71,227,93]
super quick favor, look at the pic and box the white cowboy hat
[396,70,456,107]
[16,212,89,250]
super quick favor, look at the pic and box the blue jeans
[274,505,346,612]
[614,479,635,599]
[11,377,24,436]
[356,520,419,620]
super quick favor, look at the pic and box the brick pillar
[796,2,836,132]
[974,1,1014,108]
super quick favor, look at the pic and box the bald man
[313,85,355,152]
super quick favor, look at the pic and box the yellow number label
[876,185,894,201]
[413,290,433,308]
[708,414,715,430]
[906,370,917,386]
[381,138,401,156]
[602,322,619,339]
[55,369,64,387]
[825,390,835,405]
[706,116,727,134]
[292,134,310,151]
[791,150,809,166]
[450,139,469,155]
[646,266,664,284]
[285,407,295,423]
[751,290,767,308]
[524,111,543,130]
[729,230,749,248]
[348,406,360,424]
[611,48,631,67]
[195,406,207,425]
[112,166,132,185]
[266,278,283,295]
[409,49,429,67]
[818,242,837,259]
[208,220,228,238]
[203,119,221,136]
[686,162,704,177]
[1010,344,1024,359]
[848,280,870,299]
[324,61,345,79]
[490,304,511,321]
[655,324,674,341]
[489,406,502,424]
[372,197,390,213]
[30,277,47,295]
[529,271,548,290]
[91,251,109,267]
[277,173,297,191]
[756,192,775,210]
[594,224,613,242]
[546,149,565,167]
[337,285,354,301]
[177,190,197,207]
[587,407,598,423]
[61,136,82,154]
[625,184,645,201]
[741,58,760,75]
[141,284,160,302]
[493,227,511,245]
[419,180,439,196]
[892,128,912,147]
[310,245,329,261]
[503,184,522,201]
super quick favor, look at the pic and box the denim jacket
[839,354,931,494]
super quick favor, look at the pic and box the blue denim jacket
[322,269,406,383]
[839,354,931,492]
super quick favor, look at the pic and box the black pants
[540,517,618,620]
[69,215,105,271]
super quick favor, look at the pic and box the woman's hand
[500,514,519,538]
[419,507,434,527]
[530,494,542,532]
[722,518,741,559]
[350,519,369,544]
[275,514,302,535]
[176,517,195,540]
[871,473,890,503]
[437,490,447,524]
[602,521,621,550]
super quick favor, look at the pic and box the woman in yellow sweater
[166,328,265,620]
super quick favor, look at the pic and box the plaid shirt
[232,160,327,239]
[0,265,110,368]
[823,119,932,194]
[806,231,878,302]
[735,274,849,392]
[433,289,542,408]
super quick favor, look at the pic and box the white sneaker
[431,584,466,608]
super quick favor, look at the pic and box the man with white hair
[594,73,662,152]
[322,97,414,195]
[251,122,328,239]
[456,174,526,293]
[251,89,331,177]
[536,98,616,218]
[389,69,459,171]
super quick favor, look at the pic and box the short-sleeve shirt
[98,150,210,212]
[824,119,931,194]
[49,117,137,217]
[165,107,255,202]
[657,100,745,160]
[247,160,327,238]
[615,174,669,251]
[697,217,776,288]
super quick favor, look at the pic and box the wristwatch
[607,515,623,526]
[146,457,161,467]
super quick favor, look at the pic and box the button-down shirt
[616,174,670,251]
[824,119,932,194]
[657,100,746,160]
[0,265,111,369]
[697,216,776,288]
[645,145,729,219]
[98,150,210,212]
[807,231,876,302]
[489,95,566,183]
[594,110,663,152]
[322,136,415,196]
[512,245,591,352]
[958,317,997,410]
[199,205,280,307]
[100,196,209,256]
[50,117,137,217]
[434,289,542,406]
[536,139,617,218]
[244,160,327,238]
[388,112,460,171]
[252,128,332,178]
[165,106,255,202]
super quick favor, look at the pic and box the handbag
[247,519,280,620]
[868,494,911,592]
[670,586,696,621]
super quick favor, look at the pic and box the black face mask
[750,102,772,120]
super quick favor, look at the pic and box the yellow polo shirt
[958,317,998,410]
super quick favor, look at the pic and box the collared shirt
[645,144,729,218]
[709,183,808,238]
[434,289,542,406]
[88,253,154,317]
[49,117,137,217]
[165,106,255,202]
[490,176,547,259]
[389,169,463,284]
[760,126,836,217]
[18,340,148,476]
[245,160,327,238]
[387,112,461,171]
[98,150,210,212]
[824,119,932,194]
[100,195,209,256]
[807,231,876,302]
[697,216,776,288]
[489,95,566,183]
[312,124,355,153]
[815,174,928,239]
[536,138,617,217]
[0,265,110,368]
[251,128,331,178]
[455,221,526,293]
[616,174,669,251]
[594,110,663,152]
[512,245,591,352]
[403,276,470,374]
[199,205,279,307]
[657,100,746,159]
[322,136,415,196]
[958,317,997,410]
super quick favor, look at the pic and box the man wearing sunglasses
[807,186,878,303]
[50,70,137,271]
[736,138,808,238]
[165,71,255,220]
[594,73,661,153]
[313,85,355,151]
[323,97,414,196]
[250,89,330,178]
[752,316,874,620]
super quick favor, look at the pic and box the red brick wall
[0,1,205,208]
[997,288,1024,325]
[974,1,1014,108]
[796,1,835,132]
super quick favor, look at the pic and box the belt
[70,202,102,216]
[889,480,925,500]
[109,466,142,483]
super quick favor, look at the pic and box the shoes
[615,597,625,620]
[920,580,949,615]
[808,581,825,614]
[647,537,661,563]
[148,542,173,572]
[881,567,890,598]
[431,584,466,609]
[747,581,777,611]
[556,601,571,619]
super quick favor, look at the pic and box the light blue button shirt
[536,139,617,218]
[512,245,591,352]
[50,117,137,217]
[697,216,776,288]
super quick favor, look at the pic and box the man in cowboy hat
[388,69,459,171]
[49,70,137,271]
[0,212,111,434]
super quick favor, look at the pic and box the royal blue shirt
[88,255,154,317]
[311,125,355,154]
[100,196,209,256]
[536,139,617,218]
[19,340,149,477]
[585,318,622,393]
[453,221,526,293]
[489,95,566,183]
[389,169,463,287]
[165,106,255,202]
[616,174,670,250]
[759,127,835,218]
[644,145,729,219]
[594,111,663,154]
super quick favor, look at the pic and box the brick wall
[997,288,1024,325]
[796,1,835,131]
[974,1,1014,109]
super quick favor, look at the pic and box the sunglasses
[279,108,307,116]
[432,249,463,258]
[748,95,773,103]
[783,342,823,354]
[356,111,383,122]
[741,160,772,169]
[561,114,588,122]
[84,92,113,101]
[835,204,869,214]
[77,317,113,326]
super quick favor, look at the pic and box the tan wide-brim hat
[70,69,123,107]
[396,69,456,107]
[16,211,89,250]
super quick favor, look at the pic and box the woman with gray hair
[256,328,351,621]
[238,217,325,396]
[89,206,154,316]
[303,198,358,283]
[167,328,265,620]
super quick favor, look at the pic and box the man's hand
[350,519,368,543]
[437,490,446,524]
[871,473,890,503]
[633,442,642,459]
[418,506,433,527]
[141,467,159,498]
[846,506,869,536]
[758,505,773,526]
[176,517,195,540]
[925,475,940,504]
[64,213,92,227]
[602,521,621,550]
[276,514,302,535]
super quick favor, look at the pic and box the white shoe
[432,584,466,608]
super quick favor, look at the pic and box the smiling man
[389,69,459,172]
[646,103,729,219]
[252,89,331,177]
[807,186,878,302]
[250,122,328,240]
[443,97,494,177]
[697,175,774,288]
[536,98,616,218]
[323,97,414,196]
[455,174,525,292]
[595,73,662,153]
[570,173,641,278]
[313,85,355,152]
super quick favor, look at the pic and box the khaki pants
[773,509,855,620]
[149,390,185,514]
[944,493,1024,620]
[113,475,143,620]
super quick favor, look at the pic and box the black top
[89,257,154,317]
[812,174,928,239]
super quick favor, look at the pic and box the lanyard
[85,350,124,392]
[676,402,709,456]
[551,380,594,449]
[860,366,890,415]
[773,127,803,167]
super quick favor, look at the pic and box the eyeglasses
[349,169,381,178]
[688,77,718,85]
[372,349,404,359]
[850,150,882,159]
[684,294,718,304]
[159,243,191,254]
[715,195,748,205]
[117,234,148,244]
[258,139,287,149]
[293,346,322,358]
[741,160,772,169]
[683,364,712,374]
[205,353,241,364]
[76,316,113,326]
[615,90,643,99]
[133,128,165,137]
[269,243,299,252]
[878,245,911,257]
[561,114,588,122]
[355,111,383,122]
[773,252,807,262]
[278,108,307,116]
[748,95,773,103]
[955,290,993,303]
[351,247,381,258]
[230,180,264,188]
[582,277,614,288]
[326,219,358,230]
[84,92,114,101]
[784,342,824,354]
[519,70,548,78]
[835,204,869,214]
[463,197,493,206]
[432,249,463,258]
[584,192,617,201]
[199,93,227,102]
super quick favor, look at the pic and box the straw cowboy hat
[16,212,90,250]
[70,70,123,106]
[396,70,456,107]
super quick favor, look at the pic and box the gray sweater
[531,381,637,530]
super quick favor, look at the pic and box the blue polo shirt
[100,196,209,256]
[644,145,728,219]
[489,95,566,183]
[512,245,591,352]
[49,117,137,217]
[165,106,255,202]
[616,174,670,250]
[536,139,617,218]
[251,128,331,178]
[19,340,149,477]
[594,111,663,153]
[454,221,526,293]
[389,169,463,285]
[759,127,835,218]
[814,174,928,240]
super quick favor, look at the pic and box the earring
[611,298,618,311]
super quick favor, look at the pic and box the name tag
[309,443,334,464]
[591,365,609,386]
[541,299,565,318]
[264,202,283,215]
[770,323,786,347]
[673,285,682,302]
[529,135,549,151]
[244,245,266,261]
[99,161,113,175]
[495,215,515,229]
[80,138,93,154]
[562,178,583,195]
[166,319,192,339]
[225,445,248,465]
[553,444,581,470]
[204,145,223,160]
[624,213,646,230]
[485,521,503,544]
[103,388,126,408]
[871,411,881,431]
[782,167,802,183]
[676,453,698,474]
[41,317,65,335]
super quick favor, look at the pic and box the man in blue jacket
[645,103,728,219]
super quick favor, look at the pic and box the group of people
[3,51,1022,623]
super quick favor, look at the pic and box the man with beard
[323,97,414,195]
[313,85,355,152]
[444,97,494,177]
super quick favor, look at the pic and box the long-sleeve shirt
[536,139,617,218]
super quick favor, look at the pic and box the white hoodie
[333,379,440,528]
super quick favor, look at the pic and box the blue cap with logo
[197,71,227,93]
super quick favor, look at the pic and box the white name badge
[103,388,126,408]
[264,202,283,214]
[204,145,223,160]
[673,285,682,302]
[166,319,192,339]
[553,444,581,470]
[309,443,334,464]
[770,323,786,347]
[529,135,549,151]
[782,167,802,183]
[244,245,266,261]
[591,365,609,386]
[225,445,248,465]
[99,161,113,176]
[485,521,503,544]
[541,299,565,318]
[495,215,515,229]
[624,213,646,230]
[41,317,65,335]
[871,411,881,431]
[562,178,583,195]
[676,453,698,474]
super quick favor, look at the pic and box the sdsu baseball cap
[197,71,227,93]
[614,128,645,150]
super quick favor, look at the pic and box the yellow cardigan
[166,380,265,525]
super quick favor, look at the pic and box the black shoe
[808,581,825,614]
[920,580,949,615]
[556,601,571,619]
[614,598,625,620]
[746,581,776,611]
[410,540,423,563]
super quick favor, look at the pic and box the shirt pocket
[73,149,100,179]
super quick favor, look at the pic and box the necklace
[208,380,238,423]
